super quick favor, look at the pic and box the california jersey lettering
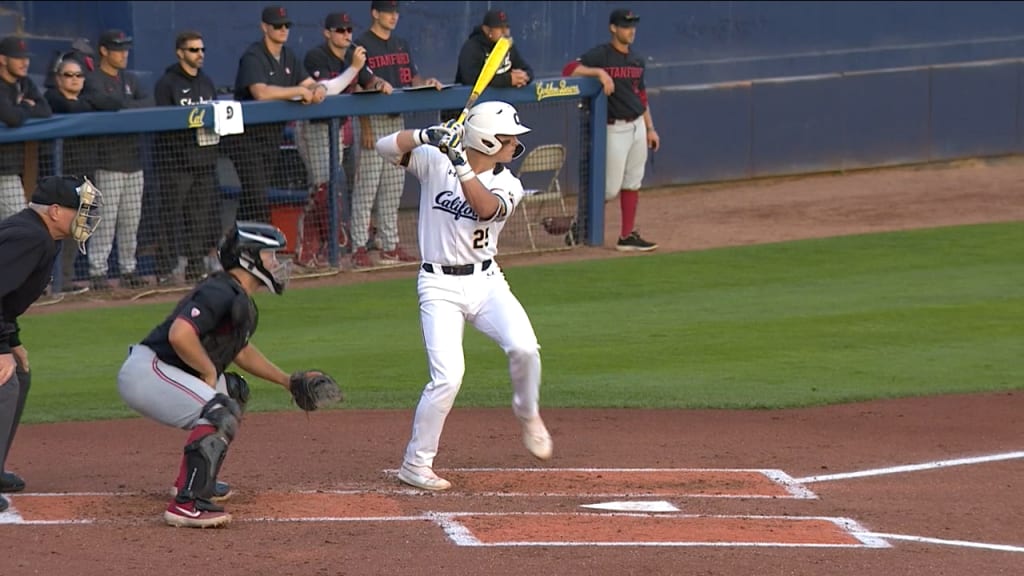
[389,145,522,265]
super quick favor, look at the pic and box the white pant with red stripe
[117,344,228,431]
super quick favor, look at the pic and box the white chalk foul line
[794,451,1024,483]
[867,532,1024,554]
[429,512,890,548]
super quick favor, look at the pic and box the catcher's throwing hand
[289,370,344,412]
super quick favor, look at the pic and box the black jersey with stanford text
[140,272,259,377]
[356,30,418,88]
[304,43,375,124]
[577,43,647,121]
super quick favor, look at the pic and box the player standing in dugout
[565,8,660,252]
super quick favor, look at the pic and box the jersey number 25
[473,228,490,249]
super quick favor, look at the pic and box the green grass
[18,221,1024,423]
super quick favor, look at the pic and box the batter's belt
[421,259,493,276]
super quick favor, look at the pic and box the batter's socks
[174,425,216,492]
[620,189,639,239]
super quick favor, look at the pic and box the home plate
[580,500,680,513]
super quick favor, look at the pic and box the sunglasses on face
[272,23,291,30]
[183,47,205,53]
[332,27,353,34]
[61,72,84,78]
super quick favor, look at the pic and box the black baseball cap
[325,12,353,29]
[31,176,89,209]
[262,6,291,26]
[483,9,509,28]
[0,36,31,58]
[98,29,133,51]
[609,9,640,27]
[371,0,399,13]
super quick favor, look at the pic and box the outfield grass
[18,222,1023,423]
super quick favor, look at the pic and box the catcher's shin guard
[178,431,229,502]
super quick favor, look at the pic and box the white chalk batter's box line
[383,467,819,499]
[429,512,891,548]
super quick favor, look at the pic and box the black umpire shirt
[0,210,60,354]
[576,43,647,122]
[0,75,52,176]
[82,68,153,172]
[304,42,375,125]
[356,30,418,89]
[233,41,307,101]
[140,272,259,378]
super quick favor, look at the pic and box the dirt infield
[4,157,1024,575]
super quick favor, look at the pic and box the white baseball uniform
[380,141,543,471]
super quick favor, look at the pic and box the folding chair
[516,144,567,249]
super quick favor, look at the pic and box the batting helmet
[218,221,290,294]
[464,100,531,159]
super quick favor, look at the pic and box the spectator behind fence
[295,10,391,269]
[82,29,154,290]
[350,0,442,269]
[153,31,221,287]
[229,5,327,224]
[443,9,533,122]
[564,9,660,252]
[0,37,52,220]
[44,57,96,295]
[43,38,95,91]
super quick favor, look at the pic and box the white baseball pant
[403,266,542,470]
[117,344,228,431]
[88,169,144,276]
[295,120,344,186]
[605,117,649,201]
[0,174,25,220]
[352,115,406,250]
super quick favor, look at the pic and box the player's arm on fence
[562,48,614,95]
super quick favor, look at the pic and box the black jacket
[0,209,60,354]
[0,75,52,175]
[154,63,218,167]
[82,68,153,172]
[455,27,533,88]
[43,88,99,178]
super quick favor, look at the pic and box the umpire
[0,176,102,512]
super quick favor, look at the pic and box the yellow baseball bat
[439,36,512,153]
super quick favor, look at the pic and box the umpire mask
[70,177,103,254]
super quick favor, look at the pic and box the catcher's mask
[464,100,530,159]
[30,175,103,254]
[218,221,291,294]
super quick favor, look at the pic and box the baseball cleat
[397,464,452,491]
[163,498,231,529]
[616,231,658,252]
[0,471,26,493]
[521,417,553,461]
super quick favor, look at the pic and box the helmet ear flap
[512,142,525,160]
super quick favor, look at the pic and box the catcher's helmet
[464,100,530,159]
[219,221,290,294]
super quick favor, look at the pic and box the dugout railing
[0,77,605,293]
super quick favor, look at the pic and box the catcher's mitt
[289,370,344,412]
[541,216,575,236]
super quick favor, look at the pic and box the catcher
[116,221,342,528]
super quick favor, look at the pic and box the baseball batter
[375,101,553,491]
[565,8,660,252]
[117,221,295,528]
